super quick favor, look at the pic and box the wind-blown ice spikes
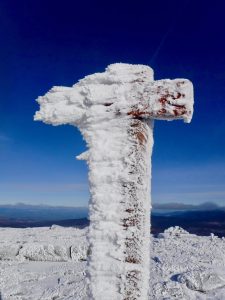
[34,63,194,300]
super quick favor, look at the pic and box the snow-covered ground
[0,226,225,300]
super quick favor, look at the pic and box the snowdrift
[1,226,225,299]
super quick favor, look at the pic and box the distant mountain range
[0,203,88,221]
[153,201,223,211]
[0,216,89,228]
[0,202,225,237]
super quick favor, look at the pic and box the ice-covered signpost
[34,63,194,300]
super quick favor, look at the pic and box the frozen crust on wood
[34,63,193,127]
[34,63,194,300]
[127,79,193,123]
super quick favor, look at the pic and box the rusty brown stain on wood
[173,108,186,116]
[157,108,167,115]
[135,131,146,145]
[159,97,167,104]
[127,86,187,121]
[129,119,148,145]
[127,110,150,118]
[159,92,183,102]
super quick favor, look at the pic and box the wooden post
[34,63,194,300]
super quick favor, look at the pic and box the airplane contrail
[150,0,191,65]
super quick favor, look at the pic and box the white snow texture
[1,226,225,300]
[34,63,194,299]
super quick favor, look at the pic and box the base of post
[86,119,153,300]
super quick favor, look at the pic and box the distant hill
[0,203,225,237]
[153,201,222,211]
[0,217,89,228]
[0,203,88,221]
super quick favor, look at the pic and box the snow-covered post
[34,63,194,300]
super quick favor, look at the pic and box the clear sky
[1,0,225,207]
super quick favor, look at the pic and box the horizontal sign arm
[127,79,194,123]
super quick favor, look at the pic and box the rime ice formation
[34,63,194,300]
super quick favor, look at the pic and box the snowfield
[0,226,225,300]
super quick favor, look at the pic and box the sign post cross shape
[34,63,194,300]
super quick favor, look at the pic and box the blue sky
[0,0,225,207]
